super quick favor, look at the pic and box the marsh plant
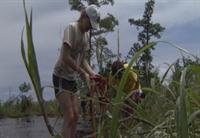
[20,0,200,137]
[18,82,32,113]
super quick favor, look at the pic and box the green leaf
[23,0,42,94]
[176,66,189,138]
[109,42,155,138]
[158,41,200,60]
[21,0,54,136]
[161,63,174,84]
[30,8,32,32]
[20,28,29,72]
[188,110,200,126]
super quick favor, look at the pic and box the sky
[0,0,200,101]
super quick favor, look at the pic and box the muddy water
[0,116,92,138]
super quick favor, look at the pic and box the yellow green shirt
[108,68,141,94]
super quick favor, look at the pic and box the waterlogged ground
[0,116,92,138]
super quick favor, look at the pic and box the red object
[90,75,107,97]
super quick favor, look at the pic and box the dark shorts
[52,74,77,96]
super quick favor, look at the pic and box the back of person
[124,69,141,94]
[53,22,89,82]
[108,60,145,117]
[108,60,141,95]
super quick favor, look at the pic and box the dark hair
[111,60,124,79]
[78,10,88,22]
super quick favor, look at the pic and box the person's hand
[85,73,91,90]
[80,71,91,89]
[94,73,101,78]
[90,73,102,80]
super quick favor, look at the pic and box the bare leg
[70,94,79,138]
[57,91,75,138]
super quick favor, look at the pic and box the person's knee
[71,96,79,122]
[68,107,79,123]
[64,111,75,126]
[73,111,79,122]
[62,105,76,126]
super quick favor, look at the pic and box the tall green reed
[109,41,200,138]
[20,0,55,136]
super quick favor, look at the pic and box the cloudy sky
[0,0,200,101]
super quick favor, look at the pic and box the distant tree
[18,82,32,113]
[19,82,31,93]
[127,0,165,86]
[68,0,118,73]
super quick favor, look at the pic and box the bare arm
[83,59,96,76]
[62,43,86,76]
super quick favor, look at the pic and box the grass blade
[188,110,200,125]
[176,66,189,138]
[21,28,29,72]
[21,0,54,136]
[161,63,174,84]
[109,42,156,138]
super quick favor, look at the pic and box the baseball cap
[85,5,100,30]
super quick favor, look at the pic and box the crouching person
[108,60,145,116]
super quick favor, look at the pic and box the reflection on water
[0,117,62,138]
[0,116,92,138]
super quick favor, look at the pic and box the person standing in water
[52,5,100,138]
